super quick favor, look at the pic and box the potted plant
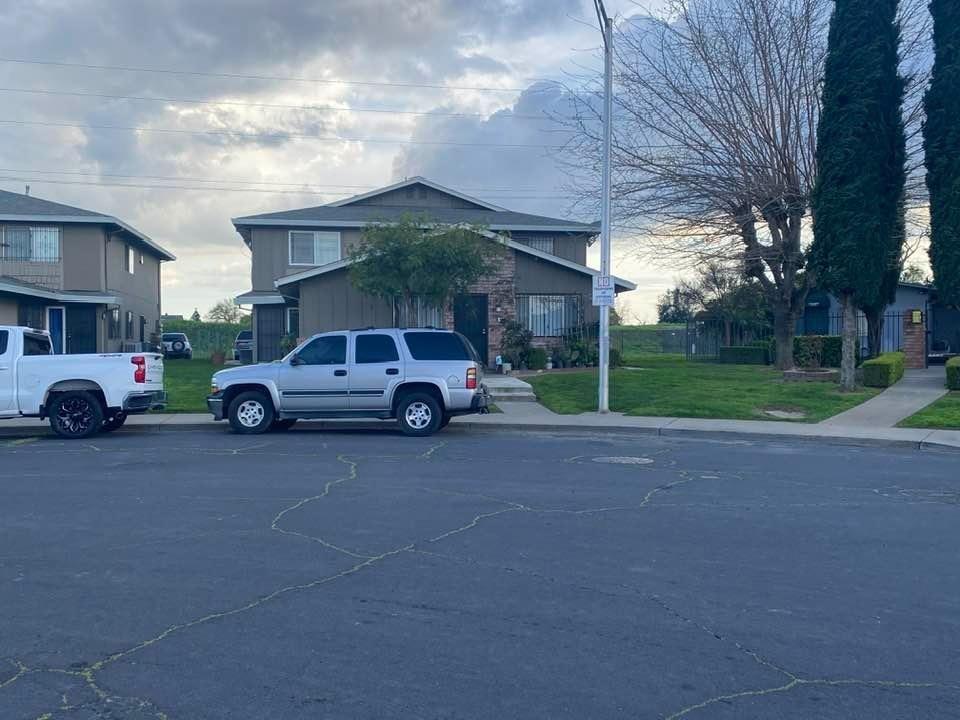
[211,349,226,365]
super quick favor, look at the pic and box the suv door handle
[334,369,347,377]
[385,368,399,375]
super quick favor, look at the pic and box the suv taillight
[466,367,477,390]
[132,355,146,383]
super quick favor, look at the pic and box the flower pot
[546,360,553,370]
[211,351,226,365]
[501,362,512,374]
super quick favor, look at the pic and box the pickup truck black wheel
[228,391,274,434]
[102,411,128,433]
[438,414,451,429]
[397,393,442,437]
[49,391,104,439]
[271,418,297,432]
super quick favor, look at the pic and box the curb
[2,417,958,453]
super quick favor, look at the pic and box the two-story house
[232,177,634,364]
[0,189,174,353]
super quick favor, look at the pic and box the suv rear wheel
[397,393,442,436]
[228,391,275,434]
[49,391,105,439]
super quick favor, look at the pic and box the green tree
[206,298,243,323]
[810,0,906,389]
[924,0,960,307]
[656,287,695,324]
[349,214,504,325]
[190,308,201,322]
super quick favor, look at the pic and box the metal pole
[598,9,613,413]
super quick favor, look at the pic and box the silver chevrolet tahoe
[207,328,490,436]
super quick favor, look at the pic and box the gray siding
[299,269,393,336]
[349,184,485,210]
[62,224,106,291]
[105,235,162,350]
[514,252,598,324]
[0,296,17,324]
[250,226,363,291]
[512,233,590,264]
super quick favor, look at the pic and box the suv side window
[355,334,399,364]
[403,332,471,361]
[0,330,8,356]
[298,335,346,365]
[23,334,52,356]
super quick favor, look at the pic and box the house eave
[232,217,597,234]
[0,278,118,304]
[0,213,176,261]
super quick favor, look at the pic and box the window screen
[355,334,399,363]
[297,335,346,365]
[289,231,340,266]
[2,226,59,261]
[403,332,471,360]
[23,334,52,356]
[0,330,7,355]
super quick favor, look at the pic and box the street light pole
[595,0,613,414]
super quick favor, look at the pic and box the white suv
[207,328,490,436]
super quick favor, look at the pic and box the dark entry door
[66,306,98,354]
[454,294,488,365]
[257,306,284,362]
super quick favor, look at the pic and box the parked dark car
[161,332,193,360]
[234,330,253,362]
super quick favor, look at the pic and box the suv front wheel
[228,391,275,434]
[397,393,442,436]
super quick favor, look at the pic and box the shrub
[718,346,768,364]
[527,347,548,370]
[500,321,533,365]
[862,352,906,388]
[790,335,859,368]
[947,357,960,390]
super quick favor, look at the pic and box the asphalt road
[1,427,958,719]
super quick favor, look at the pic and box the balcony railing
[0,257,63,291]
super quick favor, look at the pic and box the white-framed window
[286,307,300,338]
[126,245,136,274]
[1,226,61,262]
[289,230,341,266]
[517,294,583,337]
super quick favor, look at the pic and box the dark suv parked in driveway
[233,330,253,361]
[207,328,490,436]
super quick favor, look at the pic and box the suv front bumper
[207,394,225,421]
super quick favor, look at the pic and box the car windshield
[237,331,252,341]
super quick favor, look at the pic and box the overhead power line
[0,117,568,149]
[0,57,563,94]
[0,86,554,121]
[0,167,562,194]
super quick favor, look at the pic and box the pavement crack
[419,441,446,459]
[0,658,27,689]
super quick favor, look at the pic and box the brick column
[903,309,927,369]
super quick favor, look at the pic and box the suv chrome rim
[237,400,265,428]
[57,397,94,435]
[405,401,432,430]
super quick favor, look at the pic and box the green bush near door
[862,352,905,388]
[947,357,960,390]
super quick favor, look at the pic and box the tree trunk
[840,292,858,391]
[773,310,795,370]
[865,308,884,359]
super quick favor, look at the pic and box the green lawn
[898,392,960,430]
[162,359,218,413]
[612,324,687,357]
[527,355,879,423]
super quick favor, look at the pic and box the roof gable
[327,177,505,212]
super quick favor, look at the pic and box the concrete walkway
[820,367,948,428]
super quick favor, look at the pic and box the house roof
[0,189,176,261]
[274,231,636,292]
[231,177,599,234]
[0,276,118,304]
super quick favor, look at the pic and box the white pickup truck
[0,326,166,438]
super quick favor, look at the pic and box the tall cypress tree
[924,0,960,307]
[811,0,906,389]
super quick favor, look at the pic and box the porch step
[484,376,539,403]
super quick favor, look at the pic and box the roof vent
[24,185,30,196]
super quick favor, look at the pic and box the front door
[350,332,403,410]
[276,333,349,412]
[0,329,14,412]
[46,307,66,354]
[454,294,488,365]
[66,306,98,354]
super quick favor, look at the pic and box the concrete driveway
[1,429,958,719]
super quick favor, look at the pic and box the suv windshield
[236,331,252,341]
[403,332,472,361]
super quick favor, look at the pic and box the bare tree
[561,0,931,370]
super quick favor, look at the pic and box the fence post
[903,310,927,369]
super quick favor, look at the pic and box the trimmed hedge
[527,347,548,371]
[947,357,960,391]
[718,345,769,365]
[862,352,906,388]
[161,319,248,358]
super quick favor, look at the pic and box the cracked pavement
[1,429,958,719]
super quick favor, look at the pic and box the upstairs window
[1,226,60,262]
[289,231,341,266]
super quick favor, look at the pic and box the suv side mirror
[290,354,305,367]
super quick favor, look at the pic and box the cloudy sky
[0,0,672,321]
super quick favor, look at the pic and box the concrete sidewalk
[821,367,948,428]
[2,402,958,452]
